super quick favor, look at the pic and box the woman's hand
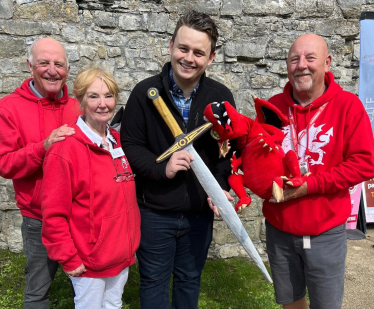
[65,263,86,277]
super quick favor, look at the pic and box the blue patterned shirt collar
[169,68,199,99]
[169,68,199,124]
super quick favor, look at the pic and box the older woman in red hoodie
[41,67,140,308]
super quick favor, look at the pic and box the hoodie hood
[71,123,121,149]
[13,78,71,141]
[281,72,343,160]
[282,72,343,112]
[14,78,70,107]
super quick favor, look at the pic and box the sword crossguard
[147,87,212,163]
[156,122,212,163]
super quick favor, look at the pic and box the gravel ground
[342,224,374,309]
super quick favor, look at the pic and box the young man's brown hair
[171,10,219,55]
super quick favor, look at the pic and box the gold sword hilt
[147,87,212,163]
[147,88,183,138]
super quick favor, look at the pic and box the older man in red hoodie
[264,33,374,309]
[0,37,80,309]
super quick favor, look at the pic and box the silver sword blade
[186,144,273,284]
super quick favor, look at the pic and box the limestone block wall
[0,0,373,259]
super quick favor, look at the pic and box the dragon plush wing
[254,96,288,129]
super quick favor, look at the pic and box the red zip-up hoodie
[41,125,140,277]
[0,78,80,220]
[263,72,374,236]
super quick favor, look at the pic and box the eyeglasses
[112,158,135,182]
[114,171,135,182]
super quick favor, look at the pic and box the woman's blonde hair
[73,67,120,109]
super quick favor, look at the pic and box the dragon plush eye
[210,130,221,140]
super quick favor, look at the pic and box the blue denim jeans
[21,216,59,309]
[137,205,213,309]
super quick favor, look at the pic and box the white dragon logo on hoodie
[281,124,334,165]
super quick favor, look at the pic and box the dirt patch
[343,224,374,309]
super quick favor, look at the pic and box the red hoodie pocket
[87,212,132,271]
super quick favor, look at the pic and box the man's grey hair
[28,38,70,68]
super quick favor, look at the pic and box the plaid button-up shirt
[169,68,199,125]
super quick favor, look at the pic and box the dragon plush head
[204,101,251,157]
[204,98,289,158]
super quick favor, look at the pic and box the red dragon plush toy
[203,98,309,213]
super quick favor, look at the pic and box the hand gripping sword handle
[147,87,183,138]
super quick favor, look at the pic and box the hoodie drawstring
[292,104,298,135]
[289,104,300,158]
[37,100,66,141]
[86,145,97,244]
[37,100,46,140]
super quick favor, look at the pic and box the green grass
[0,249,280,309]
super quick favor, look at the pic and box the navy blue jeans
[137,205,213,309]
[21,216,59,309]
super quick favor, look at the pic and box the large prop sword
[147,88,272,284]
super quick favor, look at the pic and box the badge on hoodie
[110,147,125,159]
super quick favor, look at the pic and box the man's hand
[44,124,75,150]
[165,150,193,179]
[269,182,308,203]
[207,190,234,217]
[65,263,86,277]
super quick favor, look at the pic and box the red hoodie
[0,78,80,220]
[263,72,374,236]
[41,125,140,277]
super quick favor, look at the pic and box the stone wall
[1,0,373,259]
